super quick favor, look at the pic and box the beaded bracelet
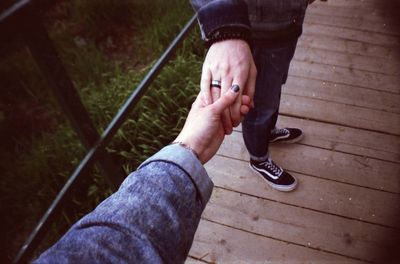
[171,141,200,160]
[206,26,251,48]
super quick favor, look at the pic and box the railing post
[13,14,197,264]
[25,16,126,190]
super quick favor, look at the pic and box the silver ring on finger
[210,80,221,89]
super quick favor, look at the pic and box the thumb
[191,92,203,109]
[211,85,240,114]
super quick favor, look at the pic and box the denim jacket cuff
[138,144,213,208]
[196,0,251,41]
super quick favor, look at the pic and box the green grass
[0,0,205,261]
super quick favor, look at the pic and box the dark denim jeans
[242,41,298,161]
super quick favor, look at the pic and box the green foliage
[138,1,194,53]
[110,54,202,167]
[0,0,205,261]
[73,0,136,27]
[0,123,85,260]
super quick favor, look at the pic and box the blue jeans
[242,41,298,161]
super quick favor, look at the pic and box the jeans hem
[249,153,269,162]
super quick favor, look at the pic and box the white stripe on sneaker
[250,165,280,180]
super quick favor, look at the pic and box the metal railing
[2,2,197,262]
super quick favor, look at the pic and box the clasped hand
[175,86,251,164]
[200,39,257,135]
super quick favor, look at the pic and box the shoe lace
[272,128,289,137]
[260,159,283,176]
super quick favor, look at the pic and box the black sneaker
[269,127,303,143]
[249,158,297,192]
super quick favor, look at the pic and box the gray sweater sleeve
[33,144,213,264]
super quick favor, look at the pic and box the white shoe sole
[269,133,304,144]
[249,164,298,192]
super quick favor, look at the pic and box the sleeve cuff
[138,144,213,208]
[196,0,251,40]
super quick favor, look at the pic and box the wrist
[172,136,205,164]
[205,26,251,48]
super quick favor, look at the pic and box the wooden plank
[294,45,400,76]
[202,187,397,262]
[305,11,399,36]
[283,76,400,114]
[314,0,400,9]
[307,2,398,24]
[279,93,400,135]
[298,33,400,59]
[278,116,400,163]
[303,23,400,47]
[189,220,367,263]
[220,131,400,193]
[237,115,400,163]
[206,155,400,227]
[289,60,400,94]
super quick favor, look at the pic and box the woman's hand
[175,86,251,164]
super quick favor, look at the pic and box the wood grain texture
[314,0,399,8]
[237,115,400,163]
[206,155,400,227]
[201,187,398,262]
[219,131,400,193]
[303,23,400,47]
[278,116,400,163]
[189,220,367,264]
[279,93,400,135]
[289,60,400,94]
[283,76,400,114]
[307,2,399,24]
[293,45,400,76]
[298,33,400,59]
[305,11,399,36]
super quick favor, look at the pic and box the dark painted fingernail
[231,84,240,93]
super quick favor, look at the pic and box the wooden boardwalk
[187,0,400,263]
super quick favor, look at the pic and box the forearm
[34,145,212,264]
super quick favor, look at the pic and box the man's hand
[175,87,251,164]
[200,39,257,135]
